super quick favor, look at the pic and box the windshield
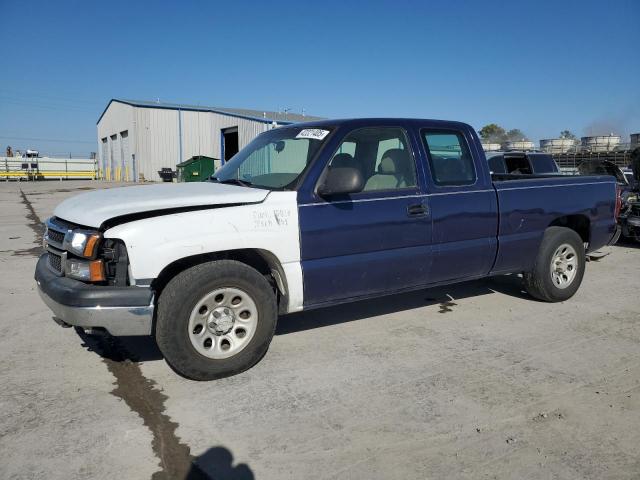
[212,126,333,189]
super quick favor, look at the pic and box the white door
[120,131,129,181]
[101,138,108,179]
[110,135,118,180]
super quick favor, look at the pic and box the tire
[156,260,277,380]
[523,227,586,302]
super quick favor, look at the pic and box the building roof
[97,99,324,125]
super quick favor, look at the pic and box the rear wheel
[524,227,586,302]
[156,260,277,380]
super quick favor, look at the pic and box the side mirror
[317,167,364,197]
[273,141,285,153]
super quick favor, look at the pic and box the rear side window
[529,154,558,173]
[487,154,507,174]
[504,155,532,174]
[422,130,476,185]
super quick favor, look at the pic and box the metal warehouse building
[97,99,320,182]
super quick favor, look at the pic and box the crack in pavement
[78,332,209,479]
[16,188,45,257]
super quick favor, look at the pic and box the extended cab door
[417,126,498,282]
[297,125,433,307]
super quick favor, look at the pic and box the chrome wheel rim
[550,243,578,289]
[188,287,258,359]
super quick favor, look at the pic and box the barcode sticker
[296,129,330,141]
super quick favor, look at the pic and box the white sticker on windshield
[296,129,330,141]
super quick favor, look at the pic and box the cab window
[422,130,476,186]
[329,127,417,192]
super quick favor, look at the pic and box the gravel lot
[1,180,639,480]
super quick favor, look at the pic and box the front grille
[48,251,63,273]
[47,229,65,244]
[45,217,74,249]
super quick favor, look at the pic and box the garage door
[120,131,130,181]
[101,138,108,179]
[110,134,118,180]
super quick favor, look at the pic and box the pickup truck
[35,118,619,380]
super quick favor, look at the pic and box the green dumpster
[176,156,220,182]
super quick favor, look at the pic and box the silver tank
[580,135,621,152]
[481,142,501,152]
[502,140,535,151]
[540,138,577,153]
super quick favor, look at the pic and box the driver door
[298,126,433,307]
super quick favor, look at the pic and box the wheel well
[549,215,590,243]
[151,249,288,308]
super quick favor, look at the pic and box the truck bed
[490,174,617,274]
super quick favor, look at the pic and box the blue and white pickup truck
[36,118,619,380]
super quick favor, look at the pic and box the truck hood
[53,182,270,228]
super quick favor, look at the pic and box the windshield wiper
[211,177,253,188]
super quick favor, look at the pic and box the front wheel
[523,227,586,302]
[155,260,277,380]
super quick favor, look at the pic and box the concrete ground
[0,180,639,480]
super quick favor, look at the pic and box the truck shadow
[76,327,164,362]
[185,446,255,480]
[276,274,528,336]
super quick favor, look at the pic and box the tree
[479,124,507,143]
[506,129,528,141]
[560,130,576,140]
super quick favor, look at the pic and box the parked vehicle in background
[622,168,637,191]
[614,166,640,243]
[486,151,560,175]
[36,118,619,380]
[577,159,632,243]
[619,199,640,243]
[578,159,629,188]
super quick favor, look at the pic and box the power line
[0,97,99,113]
[0,89,103,106]
[0,135,95,144]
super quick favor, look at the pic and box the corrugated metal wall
[180,110,268,162]
[97,101,272,182]
[134,107,180,181]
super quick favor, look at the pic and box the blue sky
[1,0,638,156]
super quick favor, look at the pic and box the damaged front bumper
[35,254,154,336]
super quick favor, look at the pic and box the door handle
[407,203,428,217]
